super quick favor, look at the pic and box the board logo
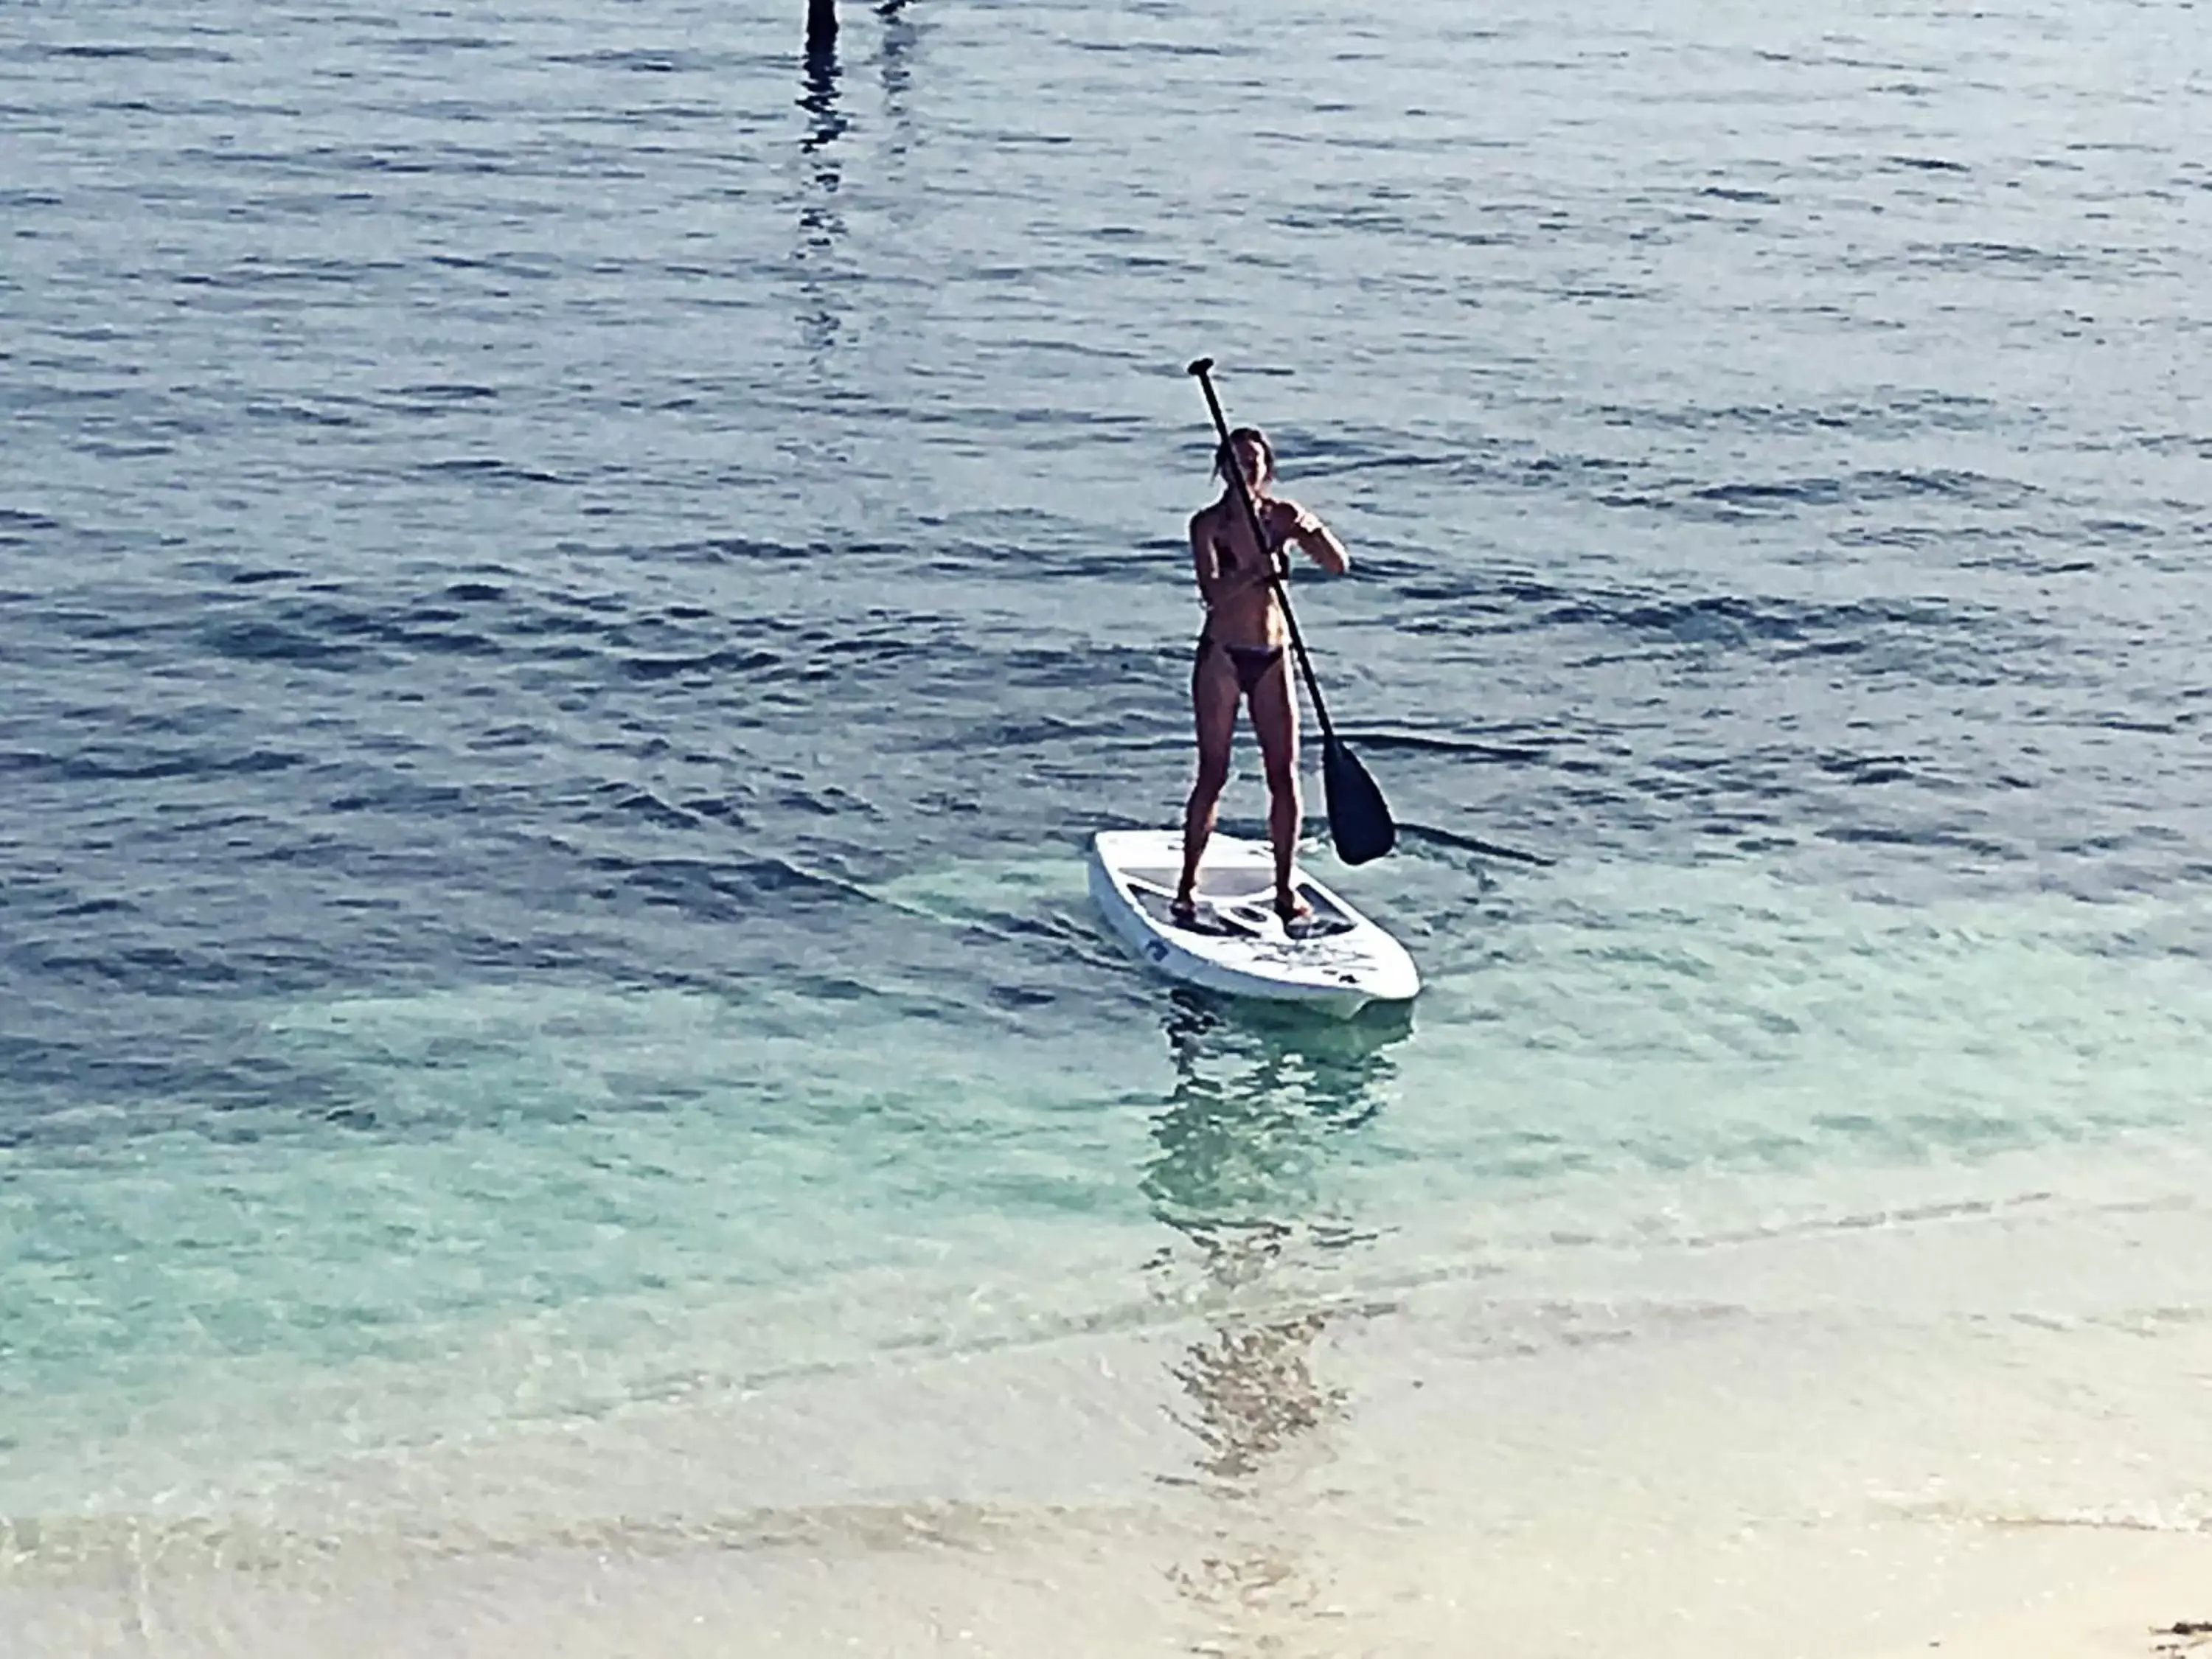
[1146,941,1168,962]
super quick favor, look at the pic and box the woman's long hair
[1213,426,1276,490]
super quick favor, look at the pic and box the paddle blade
[1322,737,1396,865]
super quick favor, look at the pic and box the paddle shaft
[1185,358,1342,748]
[1183,360,1545,873]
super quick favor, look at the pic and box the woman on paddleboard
[1175,426,1350,927]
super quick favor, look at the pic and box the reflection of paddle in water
[1141,993,1405,1648]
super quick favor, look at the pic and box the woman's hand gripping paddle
[1186,357,1396,866]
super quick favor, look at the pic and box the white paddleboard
[1088,829,1421,1017]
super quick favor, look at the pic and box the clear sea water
[4,0,2210,1652]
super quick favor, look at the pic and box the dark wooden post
[807,0,837,52]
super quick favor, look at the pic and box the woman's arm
[1271,498,1349,574]
[1189,509,1276,608]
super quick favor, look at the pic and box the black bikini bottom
[1194,635,1284,696]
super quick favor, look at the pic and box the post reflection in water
[793,35,849,358]
[793,6,917,360]
[1140,992,1411,1646]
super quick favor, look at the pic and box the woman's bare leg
[1178,649,1240,917]
[1248,657,1307,919]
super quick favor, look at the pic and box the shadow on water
[1139,990,1411,1651]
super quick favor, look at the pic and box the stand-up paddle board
[1088,829,1420,1017]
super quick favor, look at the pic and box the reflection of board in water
[1141,994,1408,1649]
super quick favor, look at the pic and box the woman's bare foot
[1170,893,1200,928]
[1274,889,1312,925]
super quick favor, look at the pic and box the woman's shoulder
[1189,498,1232,541]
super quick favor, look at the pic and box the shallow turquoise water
[7,846,2209,1538]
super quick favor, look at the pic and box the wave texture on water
[3,0,2210,1648]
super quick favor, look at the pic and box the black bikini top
[1216,509,1285,575]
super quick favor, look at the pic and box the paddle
[1186,357,1397,866]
